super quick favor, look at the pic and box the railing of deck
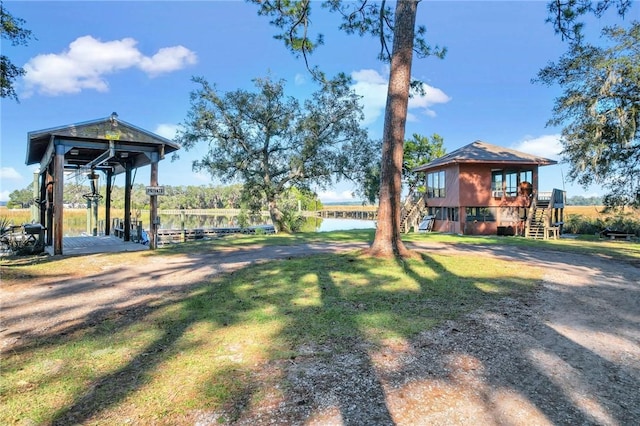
[402,196,427,233]
[537,189,566,207]
[551,188,566,208]
[400,189,427,233]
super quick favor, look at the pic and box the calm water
[160,214,376,233]
[316,218,376,232]
[65,214,376,235]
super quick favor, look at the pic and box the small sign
[146,186,165,196]
[105,130,121,140]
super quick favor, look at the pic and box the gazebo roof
[412,140,557,172]
[26,113,180,175]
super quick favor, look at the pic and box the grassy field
[1,231,638,424]
[1,205,626,222]
[1,208,126,226]
[562,205,627,219]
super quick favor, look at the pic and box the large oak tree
[536,22,639,207]
[542,0,638,208]
[176,75,375,232]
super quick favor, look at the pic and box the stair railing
[400,189,427,233]
[400,188,417,218]
[524,190,538,238]
[402,195,427,233]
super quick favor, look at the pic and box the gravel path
[1,242,638,425]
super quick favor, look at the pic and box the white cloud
[294,73,306,85]
[350,69,389,125]
[139,45,197,77]
[23,36,197,96]
[408,83,451,117]
[316,189,357,203]
[154,123,181,140]
[0,167,23,180]
[350,69,450,126]
[512,134,563,160]
[0,168,24,202]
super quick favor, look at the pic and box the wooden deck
[157,225,275,244]
[316,209,377,220]
[45,235,149,256]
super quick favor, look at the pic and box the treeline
[6,183,323,211]
[565,195,603,206]
[7,181,603,209]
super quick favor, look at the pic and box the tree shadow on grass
[389,250,640,425]
[4,243,638,424]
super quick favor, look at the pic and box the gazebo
[25,113,180,254]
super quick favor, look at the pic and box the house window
[427,170,446,198]
[492,169,533,197]
[448,207,459,221]
[520,170,532,185]
[465,207,497,222]
[491,170,503,197]
[505,171,518,197]
[428,207,445,220]
[428,207,459,221]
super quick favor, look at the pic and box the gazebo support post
[39,172,46,238]
[124,162,132,242]
[86,198,91,235]
[45,170,53,246]
[53,144,65,255]
[105,169,112,236]
[149,153,159,250]
[31,171,39,223]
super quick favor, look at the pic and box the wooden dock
[156,225,275,244]
[158,208,378,220]
[316,208,378,220]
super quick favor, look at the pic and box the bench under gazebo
[26,112,180,255]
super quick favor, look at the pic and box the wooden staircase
[400,191,428,233]
[525,189,566,239]
[525,198,549,239]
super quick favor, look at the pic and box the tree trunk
[369,0,418,258]
[268,198,284,233]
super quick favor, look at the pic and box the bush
[236,208,250,229]
[564,213,640,236]
[278,209,306,233]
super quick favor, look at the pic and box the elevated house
[401,140,566,238]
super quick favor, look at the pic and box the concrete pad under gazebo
[26,113,180,255]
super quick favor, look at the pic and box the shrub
[564,213,640,236]
[278,209,306,233]
[236,208,250,229]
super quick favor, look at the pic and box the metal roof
[26,113,180,175]
[412,140,557,172]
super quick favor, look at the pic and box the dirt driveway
[1,242,639,425]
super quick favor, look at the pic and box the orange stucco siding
[458,164,492,205]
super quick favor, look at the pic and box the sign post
[147,158,162,249]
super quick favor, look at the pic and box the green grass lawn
[159,229,640,265]
[1,231,638,424]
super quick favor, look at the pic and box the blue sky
[1,1,636,203]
